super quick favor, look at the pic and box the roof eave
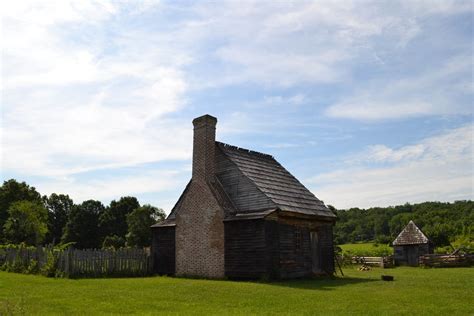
[278,209,337,222]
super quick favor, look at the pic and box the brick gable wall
[175,180,225,278]
[174,115,225,278]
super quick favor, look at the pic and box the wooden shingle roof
[216,142,335,219]
[392,220,430,246]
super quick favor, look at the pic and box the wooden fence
[0,247,152,278]
[0,246,50,270]
[419,254,474,268]
[351,256,394,268]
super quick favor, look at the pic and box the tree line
[331,201,473,247]
[0,179,166,248]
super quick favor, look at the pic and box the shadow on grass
[255,275,378,291]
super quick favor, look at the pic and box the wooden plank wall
[394,243,431,266]
[277,223,312,279]
[151,226,175,275]
[277,222,334,278]
[224,219,335,279]
[318,224,335,274]
[264,220,280,279]
[224,219,269,279]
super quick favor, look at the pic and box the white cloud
[264,143,301,149]
[364,144,425,163]
[182,0,471,88]
[262,94,306,106]
[326,56,472,120]
[1,1,192,178]
[214,47,347,87]
[1,0,472,209]
[35,168,186,213]
[326,100,436,121]
[38,171,178,202]
[308,124,473,208]
[1,1,118,89]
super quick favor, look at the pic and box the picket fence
[0,246,152,278]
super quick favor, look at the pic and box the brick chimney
[192,114,217,182]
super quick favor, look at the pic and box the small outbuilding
[392,220,433,266]
[151,114,336,279]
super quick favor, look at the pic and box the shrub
[102,235,125,249]
[26,259,39,274]
[340,243,393,257]
[40,249,59,277]
[375,235,392,244]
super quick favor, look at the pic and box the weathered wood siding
[278,223,312,279]
[0,246,152,278]
[277,222,334,278]
[394,243,431,266]
[264,220,280,279]
[224,219,334,279]
[151,226,175,275]
[216,147,276,212]
[318,224,335,274]
[224,219,269,279]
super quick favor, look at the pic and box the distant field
[1,267,473,315]
[339,242,393,257]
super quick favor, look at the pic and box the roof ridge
[216,141,274,159]
[393,220,429,245]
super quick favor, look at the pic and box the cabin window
[295,228,302,250]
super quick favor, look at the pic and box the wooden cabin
[392,220,433,266]
[151,114,336,279]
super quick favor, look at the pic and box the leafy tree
[99,196,140,241]
[62,200,105,249]
[3,200,48,245]
[423,223,453,247]
[0,179,42,240]
[334,201,473,247]
[102,235,126,249]
[43,193,74,245]
[126,205,165,247]
[389,213,413,237]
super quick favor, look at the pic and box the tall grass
[339,242,393,257]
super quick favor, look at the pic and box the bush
[26,259,39,274]
[435,246,453,254]
[451,236,474,253]
[375,235,392,244]
[102,235,125,249]
[40,250,58,277]
[340,243,393,257]
[0,244,62,277]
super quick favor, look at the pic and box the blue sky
[1,1,472,212]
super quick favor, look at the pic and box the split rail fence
[419,253,474,267]
[0,246,152,278]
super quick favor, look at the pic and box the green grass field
[339,242,393,257]
[1,267,473,315]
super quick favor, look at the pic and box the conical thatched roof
[393,220,430,246]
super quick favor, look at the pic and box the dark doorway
[406,246,419,266]
[310,231,321,273]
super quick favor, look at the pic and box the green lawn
[1,267,473,315]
